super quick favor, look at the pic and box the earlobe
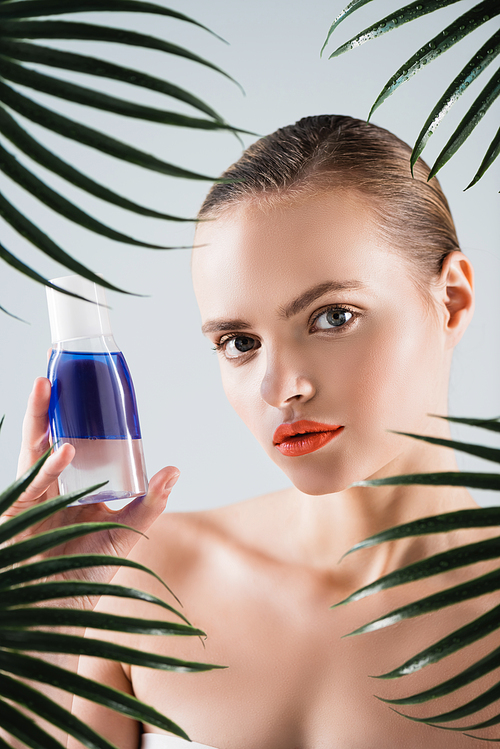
[440,251,474,346]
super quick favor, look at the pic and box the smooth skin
[9,190,500,748]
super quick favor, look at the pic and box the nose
[260,349,316,408]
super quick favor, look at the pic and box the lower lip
[275,428,343,457]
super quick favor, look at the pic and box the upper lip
[273,420,343,444]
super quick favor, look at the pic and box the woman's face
[192,191,451,495]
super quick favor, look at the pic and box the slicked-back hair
[198,115,460,291]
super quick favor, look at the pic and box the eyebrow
[201,280,366,336]
[278,280,366,319]
[202,318,252,335]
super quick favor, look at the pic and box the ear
[439,251,474,347]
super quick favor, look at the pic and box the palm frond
[0,1,227,43]
[366,600,500,679]
[323,0,500,188]
[0,106,193,221]
[346,568,500,637]
[428,68,500,179]
[411,30,500,173]
[0,427,220,747]
[340,417,500,738]
[431,415,500,433]
[0,1,241,310]
[466,125,500,189]
[325,0,465,59]
[334,536,500,607]
[0,650,188,740]
[0,39,225,122]
[0,141,188,249]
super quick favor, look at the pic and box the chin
[277,446,405,496]
[279,462,357,496]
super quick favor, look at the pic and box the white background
[0,0,498,511]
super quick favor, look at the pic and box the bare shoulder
[106,486,294,609]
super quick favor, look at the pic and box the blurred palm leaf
[339,415,500,740]
[0,0,243,314]
[0,420,221,748]
[322,0,500,189]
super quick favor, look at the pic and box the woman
[10,115,495,748]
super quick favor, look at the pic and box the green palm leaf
[433,415,500,433]
[0,421,219,746]
[0,441,68,515]
[0,240,112,303]
[0,39,226,122]
[0,700,65,749]
[334,535,500,607]
[0,1,226,43]
[0,650,188,740]
[376,644,500,703]
[0,183,136,295]
[0,20,238,86]
[339,418,500,737]
[354,471,500,490]
[0,106,193,222]
[386,680,500,728]
[344,507,500,555]
[0,483,113,542]
[388,430,500,464]
[411,30,500,173]
[0,57,233,133]
[428,68,500,179]
[373,599,500,678]
[346,568,500,637]
[0,519,139,567]
[2,39,224,123]
[0,552,175,592]
[325,0,465,59]
[0,579,190,615]
[0,608,203,636]
[0,83,219,182]
[0,2,242,311]
[0,302,25,322]
[0,141,188,249]
[321,0,377,54]
[0,672,119,749]
[323,0,500,187]
[466,125,500,188]
[368,0,499,119]
[2,630,217,674]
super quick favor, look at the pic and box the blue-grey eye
[315,309,353,330]
[225,336,259,358]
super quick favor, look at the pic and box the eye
[313,307,353,331]
[216,334,261,359]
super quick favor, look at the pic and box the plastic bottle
[46,275,148,505]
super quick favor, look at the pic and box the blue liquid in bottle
[48,349,148,504]
[49,350,141,440]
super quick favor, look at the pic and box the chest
[130,567,499,748]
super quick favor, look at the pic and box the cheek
[219,362,267,435]
[343,309,445,436]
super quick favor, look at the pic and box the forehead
[192,191,406,318]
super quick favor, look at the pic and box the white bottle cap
[46,275,112,343]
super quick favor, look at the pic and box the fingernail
[164,473,180,491]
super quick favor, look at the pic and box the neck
[285,417,478,590]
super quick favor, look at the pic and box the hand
[6,377,179,586]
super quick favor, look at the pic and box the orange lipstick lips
[273,420,343,457]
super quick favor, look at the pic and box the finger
[115,466,180,536]
[17,378,52,476]
[13,443,75,509]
